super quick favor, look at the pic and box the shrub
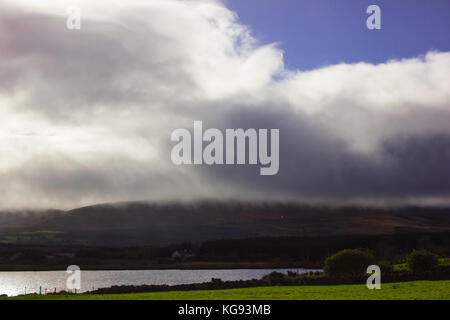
[287,271,297,277]
[406,250,439,273]
[261,271,286,284]
[378,260,394,274]
[324,249,376,276]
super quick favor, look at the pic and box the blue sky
[224,0,450,70]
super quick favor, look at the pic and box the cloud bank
[0,0,450,209]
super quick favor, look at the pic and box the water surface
[0,268,320,297]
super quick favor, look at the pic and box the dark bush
[261,271,286,284]
[287,271,297,277]
[406,250,439,273]
[378,260,394,274]
[324,249,376,276]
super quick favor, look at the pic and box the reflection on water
[0,268,320,297]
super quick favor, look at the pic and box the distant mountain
[1,201,448,246]
[0,210,62,231]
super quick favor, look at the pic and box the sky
[225,0,450,70]
[0,0,449,209]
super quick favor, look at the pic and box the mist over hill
[1,201,449,246]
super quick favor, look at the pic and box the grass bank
[4,280,449,300]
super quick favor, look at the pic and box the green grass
[4,280,449,300]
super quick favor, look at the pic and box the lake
[0,268,320,297]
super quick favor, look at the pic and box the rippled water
[0,268,319,297]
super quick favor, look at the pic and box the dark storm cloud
[194,106,450,203]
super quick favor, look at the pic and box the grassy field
[4,280,449,300]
